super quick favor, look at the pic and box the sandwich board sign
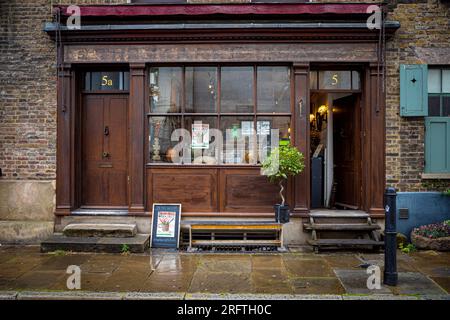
[150,204,182,248]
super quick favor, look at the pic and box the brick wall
[1,0,449,191]
[0,1,127,180]
[385,0,450,191]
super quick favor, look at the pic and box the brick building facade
[0,0,449,244]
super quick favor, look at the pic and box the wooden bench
[181,221,285,252]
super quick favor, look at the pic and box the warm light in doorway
[318,105,328,116]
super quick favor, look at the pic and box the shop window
[425,67,450,174]
[84,71,129,91]
[257,66,291,113]
[149,116,182,163]
[147,65,292,165]
[149,67,182,113]
[185,67,218,113]
[221,67,254,113]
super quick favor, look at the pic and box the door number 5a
[102,76,113,87]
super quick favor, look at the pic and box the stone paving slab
[389,272,447,295]
[334,269,393,294]
[0,246,449,299]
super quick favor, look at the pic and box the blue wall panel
[396,192,450,239]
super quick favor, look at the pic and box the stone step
[309,211,369,219]
[303,223,380,231]
[307,239,384,247]
[62,223,137,238]
[40,234,150,253]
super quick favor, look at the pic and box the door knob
[102,152,110,158]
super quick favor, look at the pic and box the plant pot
[411,230,450,251]
[274,204,290,224]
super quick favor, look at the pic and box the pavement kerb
[0,290,448,300]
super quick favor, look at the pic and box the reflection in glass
[352,71,360,90]
[221,67,254,113]
[149,67,182,113]
[319,71,351,90]
[185,67,218,113]
[442,70,450,93]
[443,96,450,117]
[257,67,291,113]
[184,117,219,164]
[428,96,441,116]
[257,116,291,162]
[428,69,441,94]
[310,71,318,90]
[220,116,255,164]
[149,116,182,163]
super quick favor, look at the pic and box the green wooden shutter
[400,64,428,116]
[425,117,450,173]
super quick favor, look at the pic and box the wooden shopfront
[46,3,399,226]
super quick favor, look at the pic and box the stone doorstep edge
[1,291,447,300]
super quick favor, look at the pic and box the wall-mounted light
[318,105,328,116]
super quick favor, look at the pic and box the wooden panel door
[333,94,361,209]
[82,94,128,208]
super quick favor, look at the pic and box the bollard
[384,187,398,286]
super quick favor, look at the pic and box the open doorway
[310,92,362,210]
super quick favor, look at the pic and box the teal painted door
[425,117,450,173]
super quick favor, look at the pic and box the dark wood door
[333,94,361,209]
[81,94,128,208]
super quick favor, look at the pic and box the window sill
[421,173,450,179]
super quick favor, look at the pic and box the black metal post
[384,187,398,286]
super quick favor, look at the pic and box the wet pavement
[0,245,448,299]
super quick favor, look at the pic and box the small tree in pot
[262,145,304,223]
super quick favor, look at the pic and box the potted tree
[262,145,304,223]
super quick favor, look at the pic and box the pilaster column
[292,63,310,215]
[128,63,146,214]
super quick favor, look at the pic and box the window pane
[220,67,254,113]
[443,96,450,117]
[185,67,218,113]
[84,72,91,91]
[428,96,441,116]
[257,116,291,163]
[309,71,318,90]
[319,71,351,90]
[428,69,441,93]
[220,116,255,164]
[184,117,218,164]
[89,71,125,90]
[149,67,182,113]
[149,116,182,163]
[442,70,450,93]
[352,71,360,90]
[257,66,291,113]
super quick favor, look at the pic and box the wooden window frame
[146,64,293,167]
